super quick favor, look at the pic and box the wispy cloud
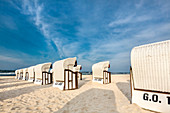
[108,14,152,27]
[0,55,22,63]
[20,0,64,58]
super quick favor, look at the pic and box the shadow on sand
[78,78,90,88]
[55,88,119,113]
[0,82,33,89]
[116,82,131,101]
[0,84,51,101]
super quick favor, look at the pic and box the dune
[0,75,154,113]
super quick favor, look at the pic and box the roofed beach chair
[53,57,79,90]
[28,66,35,82]
[15,69,19,79]
[73,65,82,80]
[34,62,52,85]
[22,68,28,80]
[130,40,170,112]
[19,69,23,80]
[92,61,111,84]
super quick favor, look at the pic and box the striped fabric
[131,40,170,92]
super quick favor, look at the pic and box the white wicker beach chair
[15,69,19,79]
[19,69,23,80]
[92,61,111,84]
[28,66,35,82]
[34,62,52,85]
[53,57,79,90]
[22,68,28,80]
[130,40,170,112]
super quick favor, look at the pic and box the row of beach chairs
[15,40,170,112]
[15,58,111,90]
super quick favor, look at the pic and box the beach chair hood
[35,62,52,79]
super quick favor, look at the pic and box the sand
[0,75,154,113]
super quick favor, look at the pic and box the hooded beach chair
[92,61,111,84]
[15,69,19,79]
[34,62,52,85]
[73,65,82,80]
[130,40,170,112]
[19,69,23,80]
[28,66,35,82]
[22,68,28,80]
[53,57,79,90]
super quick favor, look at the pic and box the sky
[0,0,170,72]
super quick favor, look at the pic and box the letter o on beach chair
[130,40,170,112]
[28,66,35,82]
[73,65,82,80]
[34,62,52,85]
[92,61,111,84]
[53,57,78,90]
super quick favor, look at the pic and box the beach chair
[53,57,79,90]
[73,65,82,80]
[92,61,111,84]
[28,66,35,82]
[22,68,28,80]
[15,69,19,79]
[130,40,170,112]
[19,69,23,80]
[34,62,52,85]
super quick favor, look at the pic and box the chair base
[34,79,42,85]
[53,82,64,90]
[132,89,170,113]
[28,79,34,82]
[22,77,26,80]
[93,78,103,84]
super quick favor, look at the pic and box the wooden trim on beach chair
[130,66,133,104]
[103,70,111,84]
[64,69,78,90]
[42,71,52,85]
[78,72,82,80]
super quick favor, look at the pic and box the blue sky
[0,0,170,72]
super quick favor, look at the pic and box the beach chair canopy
[34,62,52,79]
[53,57,77,81]
[92,61,110,78]
[131,40,170,92]
[28,66,35,78]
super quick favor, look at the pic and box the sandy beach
[0,75,154,113]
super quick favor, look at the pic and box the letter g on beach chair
[53,57,79,90]
[130,40,170,112]
[92,61,111,84]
